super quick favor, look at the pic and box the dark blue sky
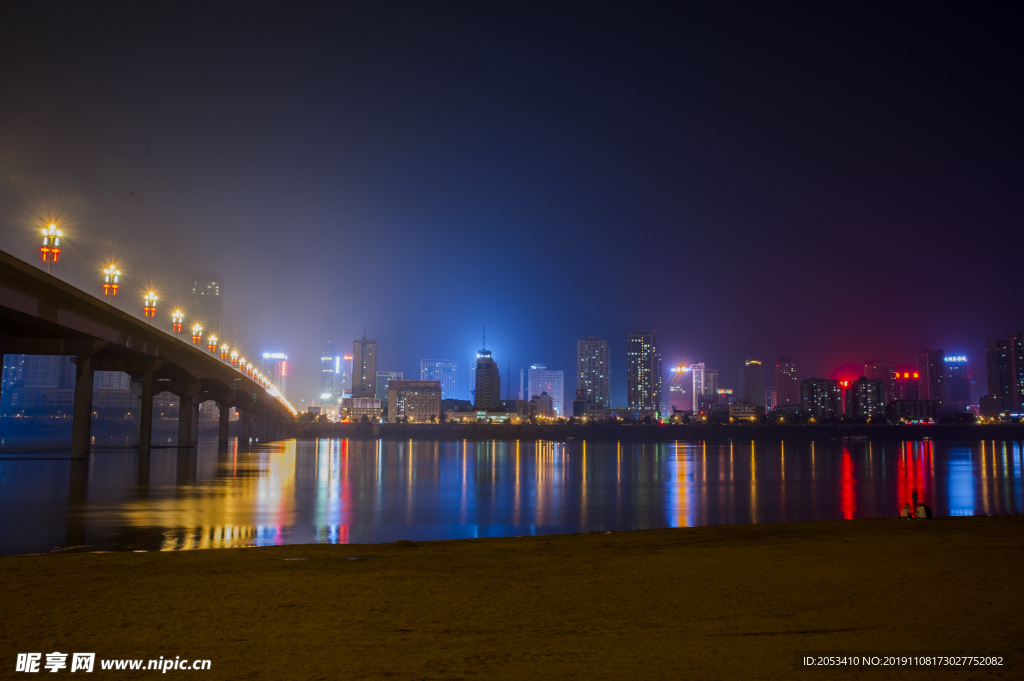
[1,2,1021,405]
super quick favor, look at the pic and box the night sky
[1,2,1021,406]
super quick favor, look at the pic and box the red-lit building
[893,369,920,401]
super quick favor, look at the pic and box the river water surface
[1,437,1021,554]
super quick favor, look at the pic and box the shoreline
[3,515,1021,679]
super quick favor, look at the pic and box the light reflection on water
[0,438,1021,555]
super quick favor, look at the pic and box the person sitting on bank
[915,503,928,519]
[901,503,912,518]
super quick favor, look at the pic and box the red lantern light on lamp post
[191,324,203,345]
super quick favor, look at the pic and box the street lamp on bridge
[102,265,120,302]
[220,344,230,360]
[229,350,239,367]
[207,335,218,352]
[143,291,157,322]
[40,224,62,274]
[191,324,203,345]
[171,310,184,335]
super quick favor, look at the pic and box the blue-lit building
[944,355,970,413]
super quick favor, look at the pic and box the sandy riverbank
[2,516,1022,679]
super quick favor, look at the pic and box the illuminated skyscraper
[688,362,706,410]
[917,350,946,411]
[375,371,403,401]
[576,337,610,408]
[739,358,765,407]
[321,342,339,399]
[626,330,661,412]
[257,353,288,396]
[668,366,691,412]
[420,359,458,400]
[474,349,501,410]
[340,355,352,396]
[352,336,377,398]
[774,358,799,407]
[944,355,970,413]
[525,365,564,416]
[864,359,896,404]
[181,273,222,338]
[801,378,843,419]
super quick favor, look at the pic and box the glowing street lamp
[40,224,62,273]
[191,324,203,345]
[102,265,120,302]
[207,335,218,353]
[220,344,230,360]
[143,292,158,322]
[171,310,184,335]
[229,350,239,367]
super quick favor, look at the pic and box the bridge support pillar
[71,354,95,460]
[237,409,250,447]
[177,395,198,448]
[218,403,230,449]
[134,371,155,454]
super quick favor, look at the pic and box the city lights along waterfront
[1,437,1020,555]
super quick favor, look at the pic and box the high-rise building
[352,336,377,398]
[181,273,222,338]
[893,369,920,401]
[1,354,25,414]
[739,358,765,407]
[340,355,352,396]
[320,342,338,399]
[626,330,662,412]
[864,359,896,404]
[689,362,706,411]
[775,358,799,406]
[765,386,777,411]
[525,364,564,416]
[375,371,403,401]
[576,337,610,408]
[917,350,947,411]
[984,336,1023,412]
[844,377,886,419]
[668,366,691,412]
[474,349,501,410]
[801,378,843,419]
[704,369,719,397]
[387,380,441,423]
[257,352,288,396]
[944,355,970,413]
[420,359,459,400]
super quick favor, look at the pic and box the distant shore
[299,421,1024,443]
[3,515,1021,679]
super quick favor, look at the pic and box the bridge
[0,248,295,458]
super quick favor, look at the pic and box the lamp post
[220,344,230,360]
[229,350,239,367]
[171,310,184,336]
[143,292,157,323]
[191,324,203,345]
[40,224,62,274]
[102,265,120,303]
[207,335,218,353]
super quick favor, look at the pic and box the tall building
[474,349,501,410]
[704,369,719,396]
[1,354,25,414]
[917,350,946,411]
[775,358,799,406]
[668,366,691,412]
[689,362,706,410]
[525,364,564,416]
[340,355,352,396]
[257,352,288,396]
[420,359,458,400]
[181,273,222,338]
[845,377,886,419]
[984,336,1024,412]
[893,369,920,401]
[626,330,662,412]
[375,371,403,401]
[352,336,377,398]
[320,342,338,399]
[944,355,970,413]
[387,380,441,423]
[800,378,842,419]
[576,337,610,408]
[864,359,896,404]
[739,358,766,407]
[765,386,777,411]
